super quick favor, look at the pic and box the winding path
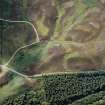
[0,18,83,80]
[0,18,40,66]
[0,18,41,80]
[0,18,105,80]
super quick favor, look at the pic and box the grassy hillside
[0,0,104,77]
[1,0,105,71]
[1,0,105,105]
